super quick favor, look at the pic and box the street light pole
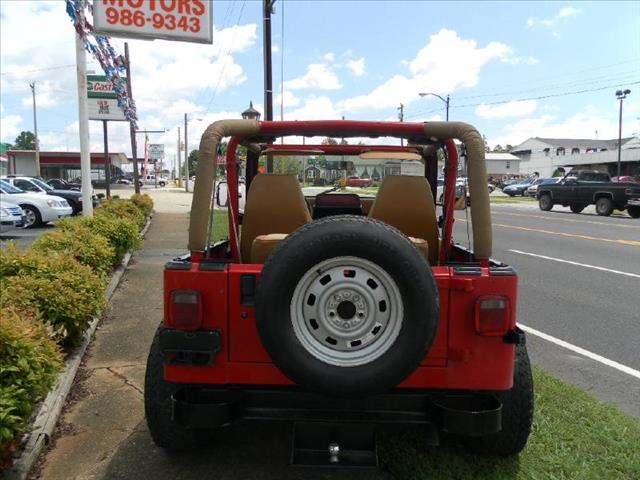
[419,92,450,121]
[616,89,631,178]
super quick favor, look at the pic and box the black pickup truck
[536,170,640,218]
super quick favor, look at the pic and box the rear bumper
[170,385,503,437]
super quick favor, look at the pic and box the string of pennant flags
[65,0,138,129]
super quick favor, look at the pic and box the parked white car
[0,180,73,228]
[0,199,24,233]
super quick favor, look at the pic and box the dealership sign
[87,75,126,121]
[148,144,165,160]
[93,0,213,44]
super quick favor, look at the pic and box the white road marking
[508,249,640,278]
[519,323,640,380]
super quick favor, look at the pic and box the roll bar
[188,120,491,260]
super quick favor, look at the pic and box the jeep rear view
[144,120,533,465]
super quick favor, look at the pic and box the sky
[1,0,639,169]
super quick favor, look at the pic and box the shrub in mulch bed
[57,215,141,266]
[0,196,153,465]
[96,198,146,228]
[130,193,154,218]
[30,227,115,277]
[0,306,63,472]
[0,247,105,347]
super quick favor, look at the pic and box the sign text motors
[94,0,213,44]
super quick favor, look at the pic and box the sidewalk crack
[106,367,144,395]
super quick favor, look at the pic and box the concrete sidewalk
[33,210,386,480]
[32,212,188,480]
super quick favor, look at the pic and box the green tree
[188,149,199,176]
[274,156,300,175]
[13,131,36,150]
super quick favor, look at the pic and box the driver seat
[241,174,311,263]
[368,175,439,264]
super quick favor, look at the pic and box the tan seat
[251,233,288,264]
[407,237,429,261]
[368,176,439,264]
[241,175,311,263]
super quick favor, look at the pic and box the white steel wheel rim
[290,256,404,367]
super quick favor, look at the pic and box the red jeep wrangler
[144,120,533,464]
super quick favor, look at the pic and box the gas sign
[87,74,126,121]
[93,0,213,44]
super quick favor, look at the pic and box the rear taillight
[170,290,202,330]
[475,296,511,336]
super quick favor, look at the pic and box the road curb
[3,216,153,480]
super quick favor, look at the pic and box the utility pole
[263,0,275,172]
[29,82,41,176]
[398,103,404,146]
[177,126,182,187]
[184,113,189,192]
[124,42,140,194]
[103,120,110,198]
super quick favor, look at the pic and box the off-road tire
[144,328,200,450]
[627,206,640,218]
[538,194,553,211]
[570,204,586,214]
[256,215,439,397]
[595,197,614,216]
[465,343,534,456]
[20,204,42,228]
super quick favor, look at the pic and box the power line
[0,64,76,76]
[202,0,247,116]
[406,80,640,119]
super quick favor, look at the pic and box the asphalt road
[454,203,640,416]
[0,223,55,249]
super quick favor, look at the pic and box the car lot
[453,205,640,415]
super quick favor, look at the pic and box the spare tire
[255,215,439,396]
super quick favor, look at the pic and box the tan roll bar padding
[188,120,261,252]
[423,122,492,259]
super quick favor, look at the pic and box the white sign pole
[76,25,93,216]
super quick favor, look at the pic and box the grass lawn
[211,208,230,242]
[379,367,640,479]
[490,195,538,204]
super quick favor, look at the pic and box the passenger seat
[368,176,439,264]
[241,175,311,263]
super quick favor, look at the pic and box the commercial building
[5,150,128,182]
[511,137,640,177]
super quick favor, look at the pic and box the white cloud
[475,100,538,119]
[274,90,301,109]
[527,7,580,30]
[489,109,636,148]
[284,64,342,90]
[346,58,365,77]
[284,96,340,120]
[501,56,539,66]
[0,114,23,142]
[323,52,335,62]
[340,29,511,112]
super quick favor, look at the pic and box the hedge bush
[96,199,146,228]
[130,193,154,217]
[0,247,105,346]
[58,215,140,265]
[0,306,63,462]
[30,226,115,276]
